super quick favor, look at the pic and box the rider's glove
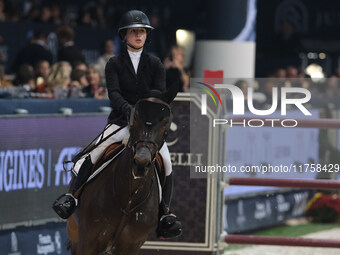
[122,103,133,121]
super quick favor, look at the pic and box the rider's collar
[127,49,143,58]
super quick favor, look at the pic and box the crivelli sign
[195,80,312,128]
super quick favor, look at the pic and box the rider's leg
[159,144,173,212]
[90,125,129,163]
[157,143,182,238]
[71,125,129,175]
[52,125,129,219]
[72,155,93,193]
[162,173,173,211]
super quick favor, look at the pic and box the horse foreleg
[112,245,141,255]
[69,242,78,255]
[67,217,79,255]
[76,242,101,255]
[77,229,111,255]
[113,239,145,255]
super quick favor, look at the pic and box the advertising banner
[0,115,107,227]
[0,223,68,255]
[226,189,314,233]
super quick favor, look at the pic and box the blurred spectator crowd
[0,0,139,29]
[0,25,115,99]
[0,22,190,99]
[232,65,340,110]
[1,0,340,106]
[0,0,192,100]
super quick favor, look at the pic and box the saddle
[73,142,166,198]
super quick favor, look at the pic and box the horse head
[129,97,171,178]
[128,82,179,178]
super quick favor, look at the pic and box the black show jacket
[105,49,166,125]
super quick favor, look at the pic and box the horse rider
[53,10,182,239]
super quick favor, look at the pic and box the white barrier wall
[193,40,255,78]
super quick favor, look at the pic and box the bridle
[128,97,171,162]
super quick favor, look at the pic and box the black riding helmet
[118,10,154,40]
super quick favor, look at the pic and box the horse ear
[161,80,180,104]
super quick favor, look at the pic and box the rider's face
[125,27,147,51]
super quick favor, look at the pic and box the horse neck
[114,145,155,209]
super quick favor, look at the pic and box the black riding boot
[52,155,93,219]
[157,173,182,239]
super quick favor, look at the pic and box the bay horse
[67,96,173,255]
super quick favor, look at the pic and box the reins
[69,125,126,167]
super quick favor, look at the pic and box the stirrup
[159,213,177,222]
[65,193,78,206]
[52,193,78,219]
[157,213,182,239]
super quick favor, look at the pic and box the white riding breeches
[73,124,173,176]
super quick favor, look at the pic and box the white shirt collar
[127,49,142,58]
[127,49,142,74]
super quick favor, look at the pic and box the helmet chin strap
[126,41,144,51]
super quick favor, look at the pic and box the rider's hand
[122,103,133,121]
